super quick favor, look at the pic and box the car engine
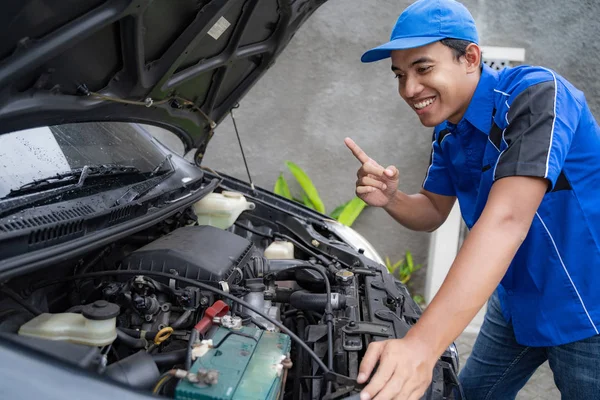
[0,187,460,400]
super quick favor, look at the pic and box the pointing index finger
[345,137,371,165]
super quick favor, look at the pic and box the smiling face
[390,41,481,127]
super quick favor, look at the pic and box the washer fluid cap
[82,300,120,321]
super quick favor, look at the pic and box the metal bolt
[192,369,219,385]
[200,297,209,306]
[311,239,320,247]
[349,321,356,328]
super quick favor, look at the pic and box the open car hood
[0,0,326,162]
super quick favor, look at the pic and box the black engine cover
[121,225,253,282]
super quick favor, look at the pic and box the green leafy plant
[385,250,425,306]
[336,197,367,226]
[412,294,425,305]
[284,161,325,213]
[385,250,421,284]
[274,173,292,200]
[273,161,366,227]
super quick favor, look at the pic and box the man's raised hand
[345,137,399,207]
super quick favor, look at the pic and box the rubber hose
[171,309,193,329]
[119,328,158,341]
[105,351,160,389]
[265,259,308,274]
[151,349,187,366]
[116,329,146,349]
[289,291,346,312]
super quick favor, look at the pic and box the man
[345,0,600,399]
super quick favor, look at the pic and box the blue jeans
[458,290,600,400]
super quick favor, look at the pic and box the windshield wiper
[6,164,142,198]
[113,155,174,206]
[0,156,175,218]
[0,164,145,219]
[149,154,173,178]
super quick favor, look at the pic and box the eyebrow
[391,57,435,72]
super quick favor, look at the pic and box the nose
[400,74,424,99]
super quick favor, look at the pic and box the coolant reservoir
[18,300,119,347]
[192,191,255,230]
[264,240,294,259]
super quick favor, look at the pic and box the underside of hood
[0,0,326,162]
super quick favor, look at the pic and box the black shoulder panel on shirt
[425,129,435,169]
[494,80,556,180]
[489,122,503,150]
[423,130,436,187]
[436,128,451,147]
[551,171,572,192]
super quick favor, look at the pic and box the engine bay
[0,187,460,400]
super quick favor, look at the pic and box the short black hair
[440,38,473,60]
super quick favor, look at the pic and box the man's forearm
[405,211,524,356]
[404,177,547,358]
[383,190,449,232]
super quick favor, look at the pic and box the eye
[417,66,433,74]
[394,74,405,80]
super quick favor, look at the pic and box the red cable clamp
[193,300,229,335]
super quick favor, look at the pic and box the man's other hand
[357,338,437,400]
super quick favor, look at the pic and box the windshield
[0,122,167,198]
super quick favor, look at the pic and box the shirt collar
[460,63,499,134]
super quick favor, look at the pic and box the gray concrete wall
[195,0,600,294]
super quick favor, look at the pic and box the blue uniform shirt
[423,63,600,346]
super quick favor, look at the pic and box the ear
[464,43,481,73]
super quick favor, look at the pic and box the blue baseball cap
[361,0,479,63]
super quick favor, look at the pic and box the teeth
[414,97,435,110]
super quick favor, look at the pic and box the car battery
[175,325,291,400]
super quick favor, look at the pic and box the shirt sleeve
[422,129,456,196]
[493,74,582,190]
